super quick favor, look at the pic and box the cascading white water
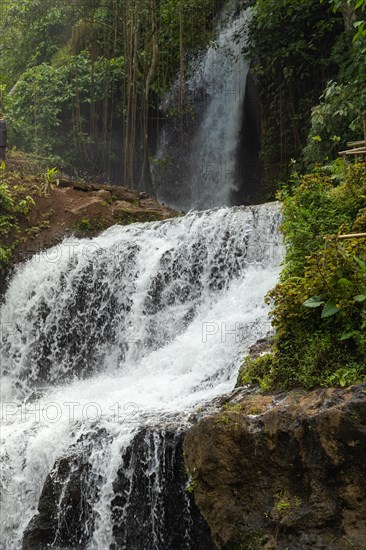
[153,7,249,211]
[0,203,282,549]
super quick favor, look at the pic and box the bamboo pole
[338,147,366,156]
[324,233,366,240]
[347,140,366,147]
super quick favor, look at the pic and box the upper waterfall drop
[152,8,253,212]
[0,203,282,549]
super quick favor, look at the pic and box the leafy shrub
[242,161,366,389]
[278,161,366,278]
[0,165,35,269]
[303,80,366,166]
[303,0,366,166]
[5,53,125,164]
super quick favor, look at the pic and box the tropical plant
[241,161,366,389]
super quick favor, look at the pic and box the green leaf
[337,277,353,287]
[354,256,366,274]
[340,331,357,341]
[303,295,324,308]
[354,295,366,302]
[321,300,339,318]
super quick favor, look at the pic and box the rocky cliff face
[184,384,366,550]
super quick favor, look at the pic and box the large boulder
[184,384,366,549]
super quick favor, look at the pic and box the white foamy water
[0,204,282,548]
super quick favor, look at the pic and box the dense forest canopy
[244,0,366,192]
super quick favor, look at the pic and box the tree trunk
[340,1,357,32]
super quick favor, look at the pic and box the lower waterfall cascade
[0,203,282,549]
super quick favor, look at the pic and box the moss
[221,403,244,412]
[73,215,111,236]
[239,354,274,391]
[186,478,196,494]
[273,491,302,519]
[245,161,366,390]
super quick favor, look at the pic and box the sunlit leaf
[321,300,339,318]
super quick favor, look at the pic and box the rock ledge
[184,384,366,549]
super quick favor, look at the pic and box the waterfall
[152,8,250,211]
[0,203,282,548]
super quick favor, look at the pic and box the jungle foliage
[0,0,222,183]
[239,0,366,390]
[1,0,365,187]
[242,160,366,389]
[0,162,35,269]
[244,0,366,193]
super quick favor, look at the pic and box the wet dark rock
[247,334,273,358]
[23,429,108,550]
[111,428,213,550]
[23,427,213,550]
[232,70,262,206]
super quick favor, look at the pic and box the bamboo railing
[338,113,366,158]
